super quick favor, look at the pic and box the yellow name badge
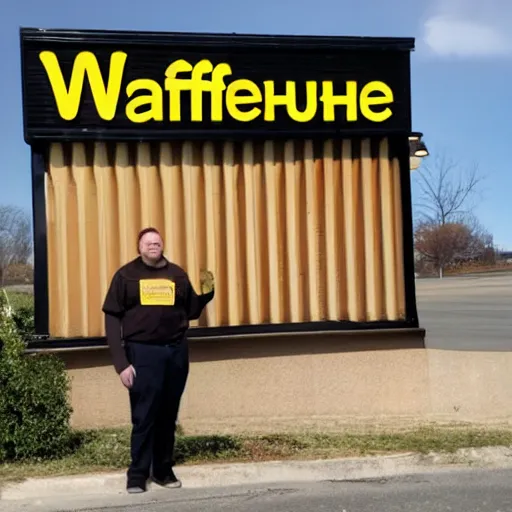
[139,279,176,306]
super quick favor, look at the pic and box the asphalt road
[415,273,512,351]
[12,468,512,512]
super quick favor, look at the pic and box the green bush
[0,292,73,462]
[12,305,34,340]
[4,291,35,339]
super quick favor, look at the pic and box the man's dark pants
[125,338,189,486]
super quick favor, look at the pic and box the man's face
[139,232,164,261]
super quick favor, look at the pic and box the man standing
[102,227,215,494]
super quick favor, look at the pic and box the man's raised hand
[199,269,215,294]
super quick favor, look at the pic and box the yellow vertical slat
[159,142,186,267]
[342,141,365,321]
[236,144,248,325]
[361,139,383,321]
[379,139,398,320]
[253,143,268,324]
[372,147,384,320]
[393,157,406,318]
[243,141,261,324]
[341,140,356,320]
[182,142,201,326]
[72,143,101,336]
[93,142,120,305]
[45,171,58,336]
[202,142,221,326]
[304,140,320,322]
[223,141,242,325]
[49,143,81,337]
[284,141,303,323]
[137,143,164,232]
[323,140,342,321]
[276,152,288,322]
[264,140,284,324]
[195,144,208,327]
[48,143,68,336]
[336,141,348,321]
[211,143,228,325]
[115,143,140,263]
[315,153,327,321]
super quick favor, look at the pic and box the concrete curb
[2,446,512,501]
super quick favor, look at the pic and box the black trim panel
[31,147,49,336]
[397,136,419,327]
[25,128,413,143]
[25,320,421,350]
[20,27,415,51]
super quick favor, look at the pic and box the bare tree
[0,205,33,285]
[415,220,492,278]
[413,152,484,226]
[412,151,492,278]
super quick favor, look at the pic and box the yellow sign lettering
[39,50,126,121]
[164,59,194,122]
[226,79,262,122]
[359,81,394,122]
[191,59,214,121]
[40,51,395,125]
[263,81,317,122]
[211,63,232,121]
[126,79,163,123]
[320,81,358,122]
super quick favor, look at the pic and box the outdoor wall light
[413,141,429,157]
[409,132,429,171]
[408,132,429,158]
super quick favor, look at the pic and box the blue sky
[2,0,511,250]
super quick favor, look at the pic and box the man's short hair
[137,227,162,252]
[138,227,161,243]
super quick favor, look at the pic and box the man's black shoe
[127,480,147,493]
[151,469,182,488]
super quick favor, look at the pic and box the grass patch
[1,290,33,312]
[1,425,512,483]
[0,289,35,340]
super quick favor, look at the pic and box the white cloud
[421,0,512,58]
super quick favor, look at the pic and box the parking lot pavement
[415,273,512,351]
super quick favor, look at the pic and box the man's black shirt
[102,256,214,373]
